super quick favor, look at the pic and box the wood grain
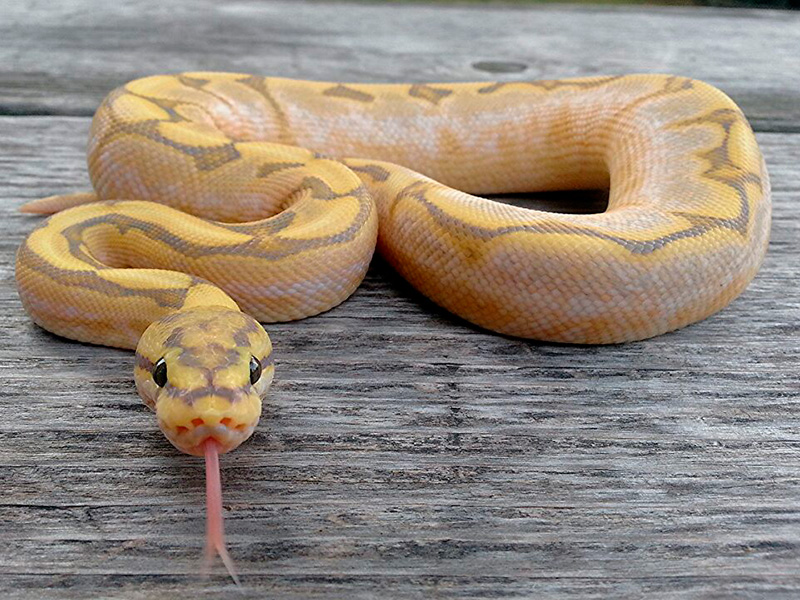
[1,1,799,598]
[1,1,799,131]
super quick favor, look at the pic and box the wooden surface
[1,1,799,598]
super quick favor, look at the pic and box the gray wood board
[0,1,799,132]
[1,119,799,598]
[2,1,800,598]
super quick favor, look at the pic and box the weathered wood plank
[0,1,799,131]
[0,111,798,599]
[2,1,800,597]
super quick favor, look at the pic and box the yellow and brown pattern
[16,71,771,359]
[14,71,771,580]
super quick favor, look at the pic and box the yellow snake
[14,72,771,580]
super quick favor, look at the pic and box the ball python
[15,72,771,581]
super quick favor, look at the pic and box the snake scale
[15,72,771,580]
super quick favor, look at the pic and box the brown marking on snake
[159,313,261,352]
[162,384,248,405]
[17,243,192,308]
[409,84,453,105]
[586,75,758,237]
[477,75,626,95]
[669,108,762,236]
[248,210,297,236]
[235,75,295,144]
[108,118,242,172]
[322,84,375,103]
[256,161,305,178]
[608,76,695,124]
[177,74,212,90]
[59,214,191,264]
[397,107,758,258]
[177,343,241,371]
[389,180,430,220]
[60,211,246,261]
[193,146,242,171]
[53,202,368,264]
[164,325,186,349]
[415,76,759,253]
[408,188,727,255]
[232,328,251,348]
[149,316,271,404]
[135,352,155,372]
[245,193,373,259]
[231,319,264,348]
[74,75,759,274]
[349,163,391,182]
[154,309,193,326]
[298,176,339,201]
[121,90,189,123]
[31,185,369,313]
[100,85,128,109]
[298,177,370,203]
[590,74,757,238]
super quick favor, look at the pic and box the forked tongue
[203,439,241,586]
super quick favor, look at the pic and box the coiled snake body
[15,72,771,579]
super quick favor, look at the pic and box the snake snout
[157,393,262,457]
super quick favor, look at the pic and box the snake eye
[249,355,262,385]
[152,358,168,387]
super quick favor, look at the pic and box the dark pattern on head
[149,310,271,405]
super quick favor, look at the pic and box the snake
[15,72,771,581]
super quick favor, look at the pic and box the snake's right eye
[152,358,168,387]
[249,355,262,385]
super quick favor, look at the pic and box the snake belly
[16,72,771,345]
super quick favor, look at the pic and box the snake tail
[19,192,99,214]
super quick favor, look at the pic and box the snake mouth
[159,417,258,456]
[154,391,263,456]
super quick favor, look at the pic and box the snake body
[15,72,770,577]
[18,72,771,350]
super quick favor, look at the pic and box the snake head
[134,307,273,456]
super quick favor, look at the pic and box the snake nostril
[176,425,189,434]
[235,423,248,431]
[191,418,204,427]
[220,417,233,427]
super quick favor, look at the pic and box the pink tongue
[203,438,241,585]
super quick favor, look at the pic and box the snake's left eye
[249,356,262,385]
[152,358,168,387]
